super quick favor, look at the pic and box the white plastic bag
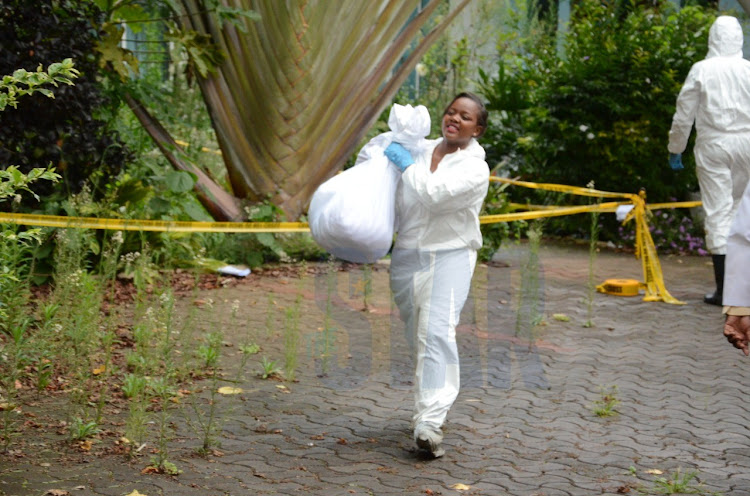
[308,104,431,263]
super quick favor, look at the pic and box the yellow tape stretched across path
[0,199,701,232]
[0,176,702,304]
[0,212,310,233]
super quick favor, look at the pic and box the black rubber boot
[704,254,725,306]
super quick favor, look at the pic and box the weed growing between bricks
[591,385,620,418]
[515,221,545,347]
[585,187,601,328]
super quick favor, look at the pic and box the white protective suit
[723,179,750,307]
[389,137,489,432]
[668,15,750,254]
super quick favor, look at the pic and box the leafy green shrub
[0,0,129,206]
[479,0,715,238]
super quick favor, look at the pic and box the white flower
[121,251,141,264]
[579,125,589,132]
[416,63,428,77]
[586,133,595,140]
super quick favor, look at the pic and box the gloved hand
[668,153,684,171]
[384,142,415,172]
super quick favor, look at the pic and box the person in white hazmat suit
[668,15,750,306]
[384,92,489,458]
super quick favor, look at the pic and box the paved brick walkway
[3,242,749,496]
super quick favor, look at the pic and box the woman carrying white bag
[307,103,432,264]
[387,92,489,458]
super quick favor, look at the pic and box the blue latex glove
[669,153,684,171]
[384,142,415,172]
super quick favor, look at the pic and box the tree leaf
[88,237,101,256]
[95,24,139,79]
[255,232,278,249]
[181,200,210,221]
[217,386,243,395]
[148,196,172,214]
[165,170,196,193]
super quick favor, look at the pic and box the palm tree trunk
[125,92,243,221]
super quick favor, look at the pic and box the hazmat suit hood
[707,16,744,58]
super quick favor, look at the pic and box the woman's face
[441,97,483,149]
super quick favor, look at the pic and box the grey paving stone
[7,245,750,496]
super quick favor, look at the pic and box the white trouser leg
[390,248,476,429]
[696,143,733,255]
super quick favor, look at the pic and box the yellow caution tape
[174,139,223,156]
[508,200,702,212]
[0,212,309,233]
[490,176,639,201]
[620,190,684,304]
[647,200,702,210]
[0,176,700,305]
[480,201,623,224]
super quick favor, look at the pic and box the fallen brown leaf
[217,386,242,395]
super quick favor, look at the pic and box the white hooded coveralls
[389,137,489,430]
[668,15,750,254]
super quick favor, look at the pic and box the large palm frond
[173,0,472,220]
